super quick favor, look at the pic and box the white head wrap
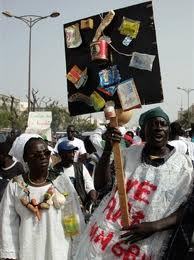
[9,133,42,170]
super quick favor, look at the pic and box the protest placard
[64,1,163,116]
[25,111,52,141]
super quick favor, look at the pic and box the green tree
[0,109,10,128]
[71,116,97,133]
[15,111,28,130]
[0,93,97,133]
[46,104,97,133]
[0,106,28,130]
[48,105,71,132]
[178,111,194,129]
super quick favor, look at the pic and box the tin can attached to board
[90,39,108,63]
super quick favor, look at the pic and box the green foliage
[0,110,10,128]
[71,116,97,133]
[46,105,97,132]
[15,111,28,130]
[0,106,28,130]
[177,111,194,129]
[52,106,71,131]
[0,95,97,133]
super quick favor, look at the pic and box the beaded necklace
[27,172,49,186]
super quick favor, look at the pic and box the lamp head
[50,12,60,18]
[2,11,13,17]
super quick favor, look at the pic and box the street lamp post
[2,11,60,113]
[177,87,194,125]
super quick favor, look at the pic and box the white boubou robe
[75,145,193,260]
[0,173,85,260]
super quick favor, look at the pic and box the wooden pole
[109,116,131,228]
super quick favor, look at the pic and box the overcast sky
[0,0,193,126]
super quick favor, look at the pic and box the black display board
[64,1,163,116]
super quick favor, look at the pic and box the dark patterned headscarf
[139,107,170,129]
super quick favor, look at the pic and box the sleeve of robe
[82,164,95,194]
[167,155,194,212]
[0,181,20,259]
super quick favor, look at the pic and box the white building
[20,101,28,112]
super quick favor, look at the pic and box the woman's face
[144,117,169,149]
[24,140,50,170]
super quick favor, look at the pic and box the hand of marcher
[102,125,122,148]
[89,189,98,202]
[120,222,156,244]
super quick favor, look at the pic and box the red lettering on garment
[123,244,140,260]
[104,198,131,223]
[111,241,125,257]
[126,179,157,205]
[111,201,132,223]
[126,179,139,193]
[103,196,116,220]
[94,230,114,251]
[131,210,145,225]
[134,181,157,205]
[112,241,150,259]
[89,222,99,241]
[104,196,146,224]
[89,223,114,251]
[111,208,122,222]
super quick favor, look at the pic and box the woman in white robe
[0,135,84,260]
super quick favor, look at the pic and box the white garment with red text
[74,145,193,260]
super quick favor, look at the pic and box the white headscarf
[9,133,42,171]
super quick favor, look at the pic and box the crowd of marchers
[0,107,194,260]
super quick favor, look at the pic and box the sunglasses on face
[28,150,51,159]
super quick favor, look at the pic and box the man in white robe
[75,107,193,260]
